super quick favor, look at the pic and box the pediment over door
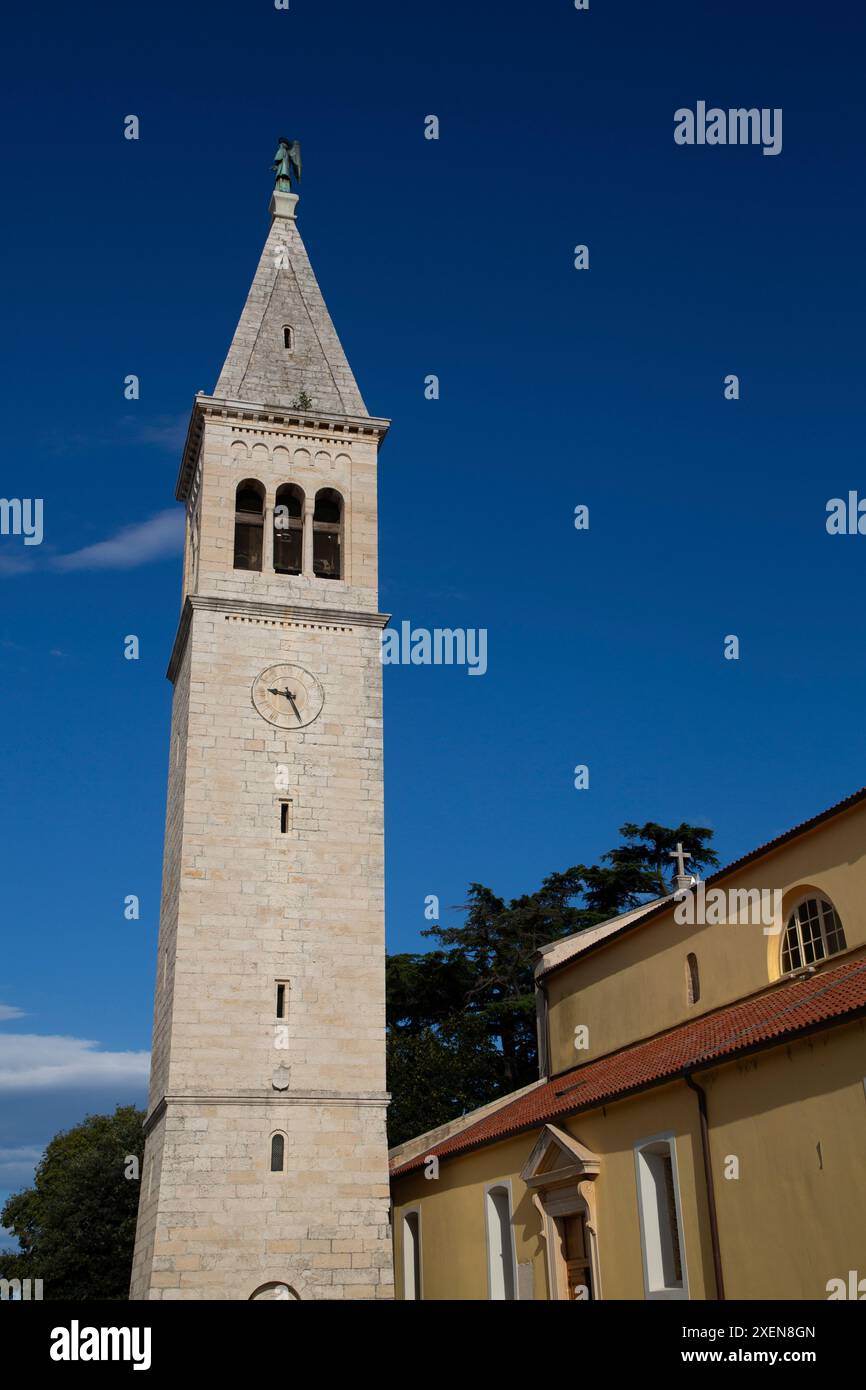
[521,1125,603,1299]
[520,1124,601,1190]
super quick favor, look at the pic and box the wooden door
[563,1212,593,1300]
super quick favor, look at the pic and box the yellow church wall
[391,1081,716,1300]
[546,800,866,1075]
[391,1135,546,1301]
[391,1020,866,1300]
[699,1016,866,1300]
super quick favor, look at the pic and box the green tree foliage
[0,1105,145,1300]
[386,1019,510,1149]
[604,821,718,897]
[386,820,718,1145]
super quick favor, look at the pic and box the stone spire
[213,158,367,417]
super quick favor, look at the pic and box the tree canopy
[0,1105,145,1300]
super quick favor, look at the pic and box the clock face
[251,663,324,730]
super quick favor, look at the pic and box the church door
[562,1213,593,1300]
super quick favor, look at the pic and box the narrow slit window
[283,326,294,350]
[276,983,287,1019]
[279,800,292,833]
[270,1134,285,1172]
[686,952,700,1006]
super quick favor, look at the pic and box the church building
[390,786,866,1300]
[130,148,393,1300]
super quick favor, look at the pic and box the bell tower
[130,149,393,1300]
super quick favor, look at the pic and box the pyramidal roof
[214,191,367,417]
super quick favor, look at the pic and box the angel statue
[272,138,302,192]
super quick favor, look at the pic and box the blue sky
[2,0,865,1236]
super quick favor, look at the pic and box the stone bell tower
[130,148,393,1300]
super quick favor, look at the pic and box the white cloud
[0,1005,26,1021]
[0,1032,149,1239]
[0,508,184,576]
[0,1034,150,1093]
[53,509,184,572]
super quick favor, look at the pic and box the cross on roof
[668,842,691,878]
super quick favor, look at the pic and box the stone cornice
[143,1091,389,1136]
[166,594,391,682]
[175,393,391,501]
[166,598,194,683]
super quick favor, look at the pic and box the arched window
[274,484,304,575]
[283,326,294,350]
[781,896,847,974]
[233,480,264,571]
[313,488,342,580]
[402,1211,421,1300]
[685,953,700,1006]
[270,1133,285,1173]
[485,1183,516,1300]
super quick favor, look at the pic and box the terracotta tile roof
[390,954,866,1177]
[538,782,866,980]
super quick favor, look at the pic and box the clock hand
[265,685,302,721]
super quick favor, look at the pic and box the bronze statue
[272,138,301,192]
